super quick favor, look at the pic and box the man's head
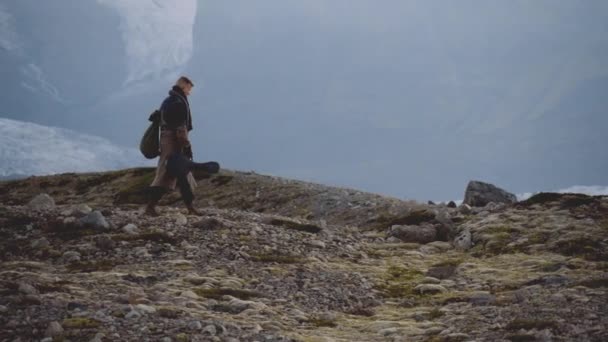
[176,76,194,96]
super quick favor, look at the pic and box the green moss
[561,194,598,209]
[428,307,444,320]
[369,209,436,230]
[61,317,101,329]
[269,218,323,234]
[158,306,181,318]
[66,260,115,273]
[484,225,520,234]
[426,264,458,280]
[193,288,264,300]
[552,236,607,261]
[506,319,557,331]
[578,278,608,288]
[210,175,234,186]
[518,193,563,207]
[375,265,425,298]
[75,171,123,194]
[536,262,563,273]
[175,333,189,342]
[309,318,337,328]
[113,168,157,204]
[345,306,375,317]
[252,253,305,264]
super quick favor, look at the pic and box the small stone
[161,338,172,342]
[379,327,400,336]
[203,324,217,336]
[468,292,496,306]
[62,250,81,263]
[22,294,42,305]
[125,309,142,319]
[458,204,472,215]
[41,338,53,342]
[447,201,457,208]
[414,284,448,295]
[122,223,139,235]
[420,277,441,284]
[94,234,116,250]
[134,247,151,258]
[175,213,188,225]
[28,193,55,211]
[135,304,157,314]
[89,333,104,342]
[180,290,199,299]
[18,282,38,295]
[308,240,326,249]
[0,305,7,313]
[188,321,203,330]
[45,321,64,337]
[31,237,50,249]
[80,211,110,230]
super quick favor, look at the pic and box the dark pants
[147,154,219,206]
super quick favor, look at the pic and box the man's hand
[183,145,193,160]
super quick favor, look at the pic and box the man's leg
[145,186,166,216]
[176,173,200,215]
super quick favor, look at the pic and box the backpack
[139,110,161,159]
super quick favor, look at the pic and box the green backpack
[139,110,161,159]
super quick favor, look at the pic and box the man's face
[182,83,193,96]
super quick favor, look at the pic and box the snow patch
[0,117,153,177]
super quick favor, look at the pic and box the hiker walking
[145,76,200,216]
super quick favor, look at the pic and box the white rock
[122,224,139,235]
[79,211,110,230]
[414,284,448,295]
[180,290,200,299]
[125,309,142,320]
[454,229,472,250]
[89,333,105,342]
[45,321,64,337]
[62,204,92,217]
[18,282,38,295]
[62,250,82,263]
[175,213,188,225]
[308,240,327,249]
[135,304,156,314]
[31,237,50,249]
[188,320,202,330]
[202,324,216,335]
[28,194,55,211]
[458,204,472,215]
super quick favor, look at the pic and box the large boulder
[463,181,517,207]
[27,194,56,211]
[389,224,437,244]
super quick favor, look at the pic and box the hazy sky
[1,0,607,201]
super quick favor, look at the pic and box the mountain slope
[0,169,606,341]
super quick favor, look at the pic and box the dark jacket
[160,86,193,131]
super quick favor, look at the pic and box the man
[145,76,200,216]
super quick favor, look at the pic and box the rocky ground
[0,168,607,341]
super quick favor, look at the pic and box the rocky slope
[0,168,607,341]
